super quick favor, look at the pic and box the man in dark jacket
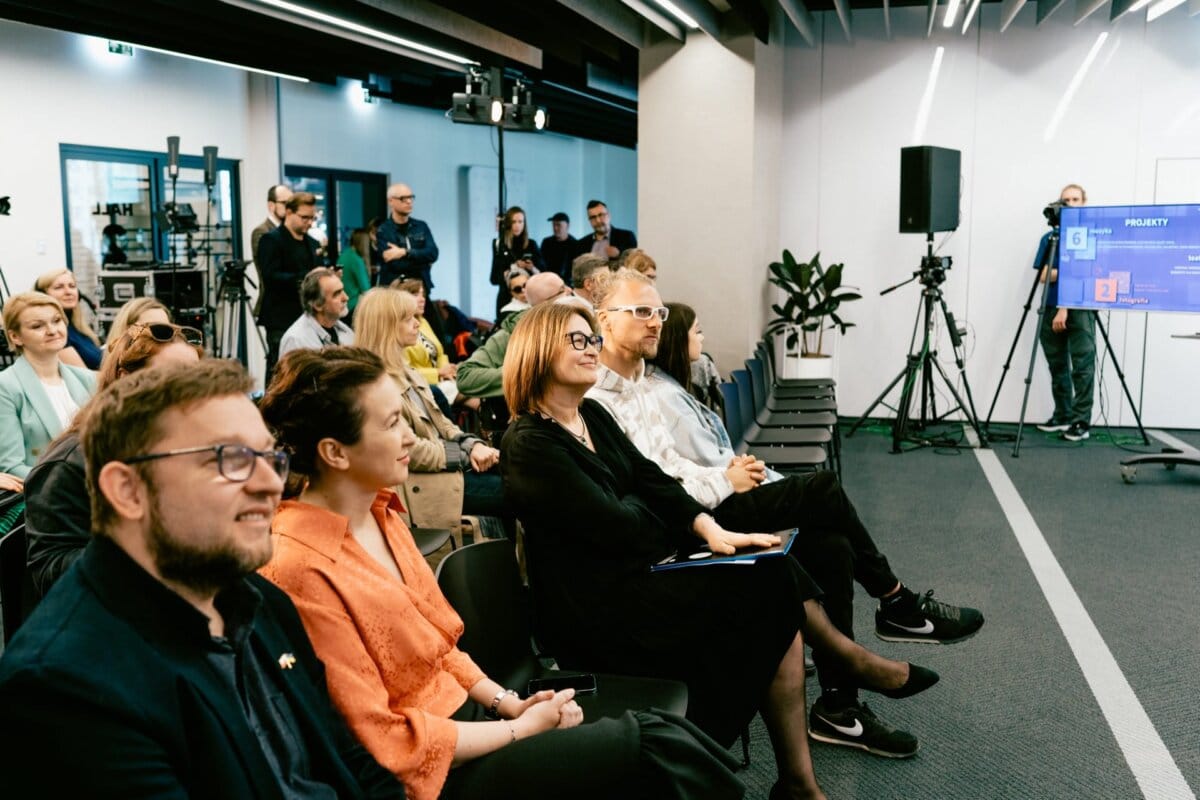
[0,360,405,799]
[576,199,637,263]
[540,212,578,281]
[256,191,320,377]
[377,182,439,293]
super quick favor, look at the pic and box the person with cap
[540,212,577,281]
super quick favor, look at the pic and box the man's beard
[145,489,272,595]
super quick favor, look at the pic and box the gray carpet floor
[734,423,1200,799]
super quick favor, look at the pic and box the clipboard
[651,529,798,572]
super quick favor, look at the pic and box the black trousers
[713,470,899,693]
[264,326,286,382]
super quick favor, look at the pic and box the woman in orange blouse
[258,346,743,800]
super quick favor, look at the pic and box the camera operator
[1034,183,1095,441]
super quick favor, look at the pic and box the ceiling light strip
[621,0,685,39]
[912,46,945,144]
[961,0,983,31]
[1043,32,1107,142]
[943,0,963,25]
[248,0,474,65]
[1146,0,1186,17]
[131,42,309,82]
[654,0,701,29]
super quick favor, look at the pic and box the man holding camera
[1035,183,1095,442]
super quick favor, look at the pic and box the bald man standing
[377,182,439,293]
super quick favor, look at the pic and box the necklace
[543,411,588,444]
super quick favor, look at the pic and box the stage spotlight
[489,98,504,124]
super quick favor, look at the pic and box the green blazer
[0,357,96,478]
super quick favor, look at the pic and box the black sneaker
[808,697,919,758]
[876,588,984,644]
[1062,421,1090,441]
[1036,418,1070,433]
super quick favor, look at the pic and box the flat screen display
[1057,203,1200,314]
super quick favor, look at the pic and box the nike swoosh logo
[816,715,863,737]
[886,619,935,634]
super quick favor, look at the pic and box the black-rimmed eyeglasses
[604,305,669,322]
[125,444,290,483]
[128,322,204,347]
[564,332,603,351]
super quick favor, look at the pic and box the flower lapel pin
[278,652,297,670]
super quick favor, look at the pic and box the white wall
[0,18,637,384]
[0,20,258,295]
[780,8,1200,427]
[278,78,638,319]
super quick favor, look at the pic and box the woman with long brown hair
[489,206,543,319]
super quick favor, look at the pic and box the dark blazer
[0,537,406,799]
[250,216,278,264]
[23,429,89,598]
[573,226,637,259]
[256,224,319,329]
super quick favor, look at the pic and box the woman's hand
[438,363,458,380]
[468,444,501,473]
[0,473,23,493]
[693,513,780,555]
[511,690,583,738]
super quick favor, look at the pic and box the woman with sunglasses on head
[103,296,171,350]
[0,292,97,481]
[33,268,103,370]
[23,321,203,597]
[496,267,531,327]
[501,302,938,800]
[258,346,743,800]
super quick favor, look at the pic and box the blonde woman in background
[354,288,512,525]
[33,268,102,369]
[0,292,96,478]
[102,297,170,352]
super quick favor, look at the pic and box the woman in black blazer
[500,303,934,800]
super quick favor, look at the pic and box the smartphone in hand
[525,673,597,697]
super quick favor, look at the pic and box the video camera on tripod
[1043,200,1064,228]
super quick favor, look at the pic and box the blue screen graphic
[1058,203,1200,314]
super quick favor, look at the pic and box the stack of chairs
[717,339,840,477]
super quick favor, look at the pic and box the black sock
[820,688,859,710]
[880,585,914,609]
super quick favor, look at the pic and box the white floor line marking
[1147,429,1196,453]
[966,428,1195,800]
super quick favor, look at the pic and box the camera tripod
[214,260,265,368]
[984,222,1148,456]
[848,234,986,453]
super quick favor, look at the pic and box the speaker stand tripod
[848,234,986,453]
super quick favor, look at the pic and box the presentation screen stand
[1119,333,1200,483]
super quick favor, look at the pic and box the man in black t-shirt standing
[540,212,577,281]
[256,191,319,378]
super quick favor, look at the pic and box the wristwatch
[485,688,518,720]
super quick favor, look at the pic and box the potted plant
[765,250,861,379]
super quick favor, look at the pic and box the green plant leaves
[766,249,861,355]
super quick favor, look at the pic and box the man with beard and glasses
[0,360,406,799]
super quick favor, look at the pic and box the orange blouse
[261,490,486,800]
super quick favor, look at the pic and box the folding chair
[719,382,830,472]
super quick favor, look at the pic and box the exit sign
[107,41,133,57]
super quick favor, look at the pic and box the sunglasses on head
[129,322,204,347]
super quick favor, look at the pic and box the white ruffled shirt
[586,361,735,509]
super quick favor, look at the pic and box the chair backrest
[745,358,769,407]
[0,522,30,645]
[757,337,777,375]
[718,381,744,448]
[757,342,779,385]
[435,539,540,689]
[731,369,758,433]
